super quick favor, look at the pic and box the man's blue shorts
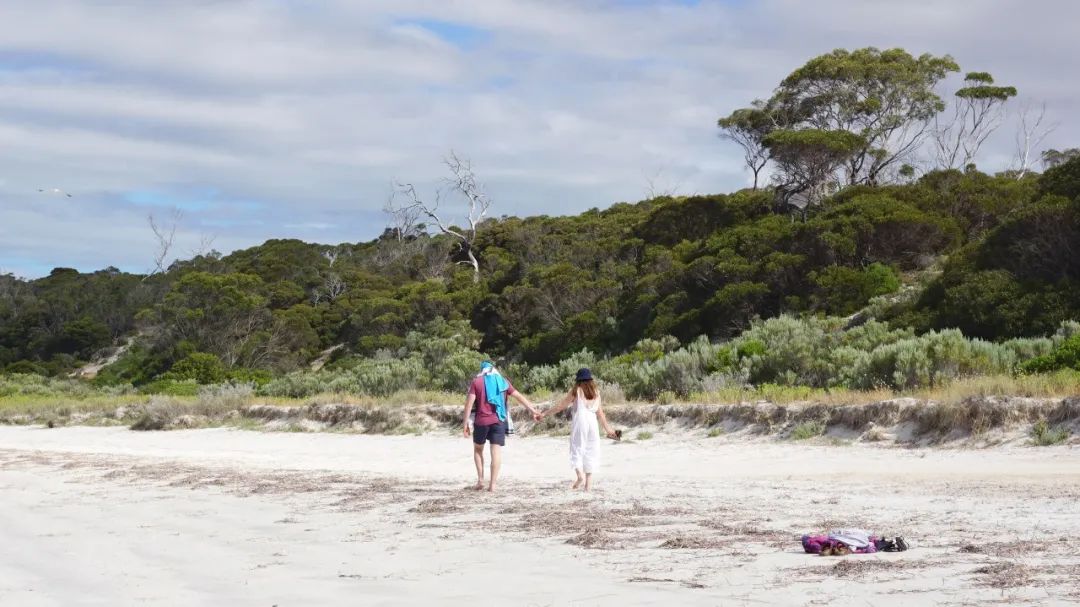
[473,422,507,446]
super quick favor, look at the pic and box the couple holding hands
[464,363,618,492]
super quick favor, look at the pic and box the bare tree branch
[1012,101,1058,179]
[642,166,683,199]
[146,208,182,280]
[189,232,217,258]
[385,151,491,283]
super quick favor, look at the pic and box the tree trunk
[466,249,480,284]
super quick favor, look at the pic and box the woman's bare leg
[584,472,594,491]
[571,469,584,489]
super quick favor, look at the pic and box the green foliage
[1042,148,1080,170]
[1038,155,1080,200]
[636,431,654,440]
[1019,334,1080,374]
[717,105,775,189]
[260,319,483,398]
[812,263,901,315]
[789,421,826,440]
[140,379,200,396]
[767,47,959,185]
[911,194,1080,340]
[1031,419,1070,446]
[0,373,97,398]
[763,129,866,155]
[0,132,1075,392]
[163,353,227,384]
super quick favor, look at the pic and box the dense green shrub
[811,263,901,315]
[1019,334,1080,374]
[163,353,227,384]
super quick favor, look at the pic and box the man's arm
[509,390,540,417]
[463,393,476,437]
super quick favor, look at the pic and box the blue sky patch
[125,189,214,212]
[396,18,491,49]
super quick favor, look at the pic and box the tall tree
[387,152,491,283]
[767,48,959,185]
[1011,101,1056,179]
[933,72,1018,170]
[763,129,865,213]
[1042,148,1080,169]
[717,101,774,190]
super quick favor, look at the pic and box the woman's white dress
[569,390,601,473]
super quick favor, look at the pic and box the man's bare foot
[472,481,484,491]
[486,484,496,492]
[571,478,582,490]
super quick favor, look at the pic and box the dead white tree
[932,72,1017,170]
[387,151,491,283]
[189,232,217,258]
[642,167,683,199]
[1012,101,1058,179]
[312,272,347,304]
[382,192,424,242]
[145,208,183,279]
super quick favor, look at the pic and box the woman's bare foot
[486,483,497,492]
[472,481,485,491]
[571,479,582,489]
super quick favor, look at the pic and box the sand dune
[1,426,1078,606]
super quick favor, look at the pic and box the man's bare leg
[472,443,485,490]
[487,444,502,492]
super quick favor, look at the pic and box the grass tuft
[789,421,826,441]
[1031,419,1070,446]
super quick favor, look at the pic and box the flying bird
[38,188,72,198]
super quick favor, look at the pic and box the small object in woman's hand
[609,429,622,441]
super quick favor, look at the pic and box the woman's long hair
[575,379,598,400]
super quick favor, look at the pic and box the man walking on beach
[463,361,541,492]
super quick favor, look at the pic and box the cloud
[0,0,1078,278]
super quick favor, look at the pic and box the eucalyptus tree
[739,48,960,186]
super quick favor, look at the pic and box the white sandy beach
[1,425,1078,606]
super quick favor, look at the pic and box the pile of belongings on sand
[801,529,909,556]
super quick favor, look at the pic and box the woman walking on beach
[536,368,617,491]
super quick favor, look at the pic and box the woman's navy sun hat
[575,367,593,383]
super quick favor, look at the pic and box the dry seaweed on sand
[973,562,1036,589]
[830,559,919,578]
[959,540,1048,558]
[566,528,616,549]
[627,577,706,589]
[409,498,463,515]
[659,535,727,549]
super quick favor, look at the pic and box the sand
[1,425,1078,606]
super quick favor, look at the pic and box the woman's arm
[597,401,616,438]
[538,390,575,419]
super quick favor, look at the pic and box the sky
[1,0,1078,278]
